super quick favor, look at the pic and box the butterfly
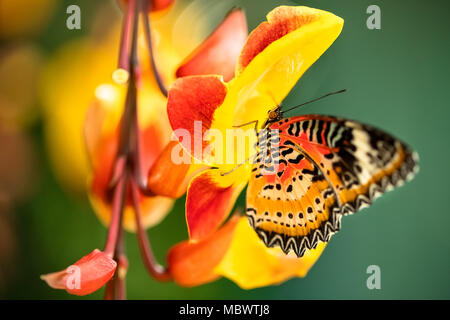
[245,95,419,257]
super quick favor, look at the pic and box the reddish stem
[104,187,128,300]
[104,279,115,300]
[104,0,172,301]
[115,266,127,300]
[117,0,136,72]
[114,222,128,300]
[142,2,168,97]
[131,180,171,282]
[103,174,127,256]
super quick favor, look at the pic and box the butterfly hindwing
[246,115,418,257]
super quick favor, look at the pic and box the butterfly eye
[268,111,278,120]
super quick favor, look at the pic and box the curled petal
[186,168,248,241]
[215,218,326,289]
[147,141,207,198]
[41,249,117,296]
[168,214,240,287]
[237,6,343,74]
[213,6,344,130]
[176,8,247,82]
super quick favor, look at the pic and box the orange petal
[176,8,247,82]
[147,140,207,198]
[186,169,245,241]
[41,249,117,296]
[168,214,240,287]
[167,75,227,160]
[237,6,339,74]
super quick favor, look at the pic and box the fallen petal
[41,249,117,296]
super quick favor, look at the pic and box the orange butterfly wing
[246,115,418,257]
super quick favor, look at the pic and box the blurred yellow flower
[40,2,208,193]
[0,44,42,130]
[0,0,57,38]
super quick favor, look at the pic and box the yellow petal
[212,6,344,131]
[215,217,326,289]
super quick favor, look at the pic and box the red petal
[237,6,320,74]
[186,170,243,241]
[168,214,240,287]
[167,75,227,158]
[41,249,117,296]
[176,8,247,82]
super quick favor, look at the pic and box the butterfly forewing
[246,115,418,257]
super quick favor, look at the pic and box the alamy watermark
[366,265,381,290]
[65,265,81,290]
[66,5,81,30]
[366,5,381,30]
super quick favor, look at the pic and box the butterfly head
[263,105,283,128]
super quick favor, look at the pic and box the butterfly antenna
[282,89,347,114]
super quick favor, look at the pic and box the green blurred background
[1,0,449,299]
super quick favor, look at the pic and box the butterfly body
[246,114,418,257]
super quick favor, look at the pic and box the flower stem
[114,224,128,300]
[105,0,172,300]
[117,0,135,73]
[142,1,168,97]
[104,185,127,300]
[131,180,171,282]
[104,276,115,300]
[103,174,127,257]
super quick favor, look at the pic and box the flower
[0,0,57,39]
[84,81,175,231]
[85,6,247,232]
[165,6,343,288]
[42,1,248,297]
[41,2,247,227]
[168,215,326,289]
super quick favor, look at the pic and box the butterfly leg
[232,120,259,132]
[220,153,258,176]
